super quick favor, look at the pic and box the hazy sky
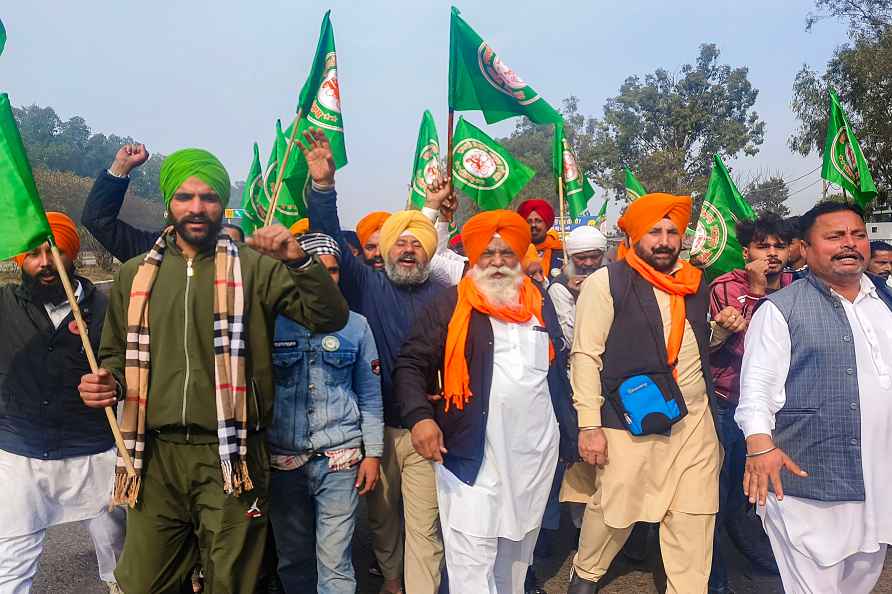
[1,1,847,226]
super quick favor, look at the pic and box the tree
[791,2,892,194]
[496,96,599,212]
[742,175,791,216]
[589,44,765,209]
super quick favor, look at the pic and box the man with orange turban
[0,212,126,593]
[566,193,722,594]
[394,210,577,594]
[356,211,390,270]
[517,199,565,282]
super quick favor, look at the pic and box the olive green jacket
[99,235,349,435]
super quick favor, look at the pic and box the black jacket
[82,169,160,262]
[0,277,113,459]
[394,285,579,486]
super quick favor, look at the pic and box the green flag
[451,116,535,210]
[239,142,264,236]
[263,12,347,226]
[0,94,51,261]
[448,7,560,125]
[690,154,755,280]
[624,167,647,200]
[410,110,442,208]
[553,122,595,218]
[595,196,609,222]
[0,18,6,56]
[821,89,876,208]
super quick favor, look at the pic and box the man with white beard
[395,210,578,594]
[548,226,608,348]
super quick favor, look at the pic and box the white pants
[762,503,887,594]
[442,525,539,594]
[0,506,126,593]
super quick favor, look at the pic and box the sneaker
[105,582,125,594]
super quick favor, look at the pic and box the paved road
[36,507,892,593]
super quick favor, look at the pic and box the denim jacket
[268,311,384,458]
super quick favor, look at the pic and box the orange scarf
[534,230,563,272]
[624,249,702,373]
[443,275,554,411]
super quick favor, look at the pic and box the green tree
[742,175,791,216]
[791,2,892,193]
[589,44,765,208]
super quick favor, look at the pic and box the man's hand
[745,258,771,296]
[410,419,447,463]
[714,306,748,334]
[578,427,608,467]
[79,369,118,409]
[424,176,451,212]
[297,128,335,187]
[743,434,808,506]
[109,143,149,177]
[525,260,545,284]
[246,225,307,263]
[355,457,380,495]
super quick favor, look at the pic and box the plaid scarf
[113,229,251,507]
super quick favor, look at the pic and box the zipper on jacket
[182,258,193,440]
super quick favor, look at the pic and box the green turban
[159,148,231,207]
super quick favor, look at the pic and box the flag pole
[446,109,455,195]
[47,238,135,478]
[406,184,414,210]
[557,176,568,264]
[264,108,304,227]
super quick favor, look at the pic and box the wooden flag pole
[446,109,455,195]
[48,239,135,477]
[264,108,304,227]
[557,176,568,263]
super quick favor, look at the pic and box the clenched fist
[109,143,149,177]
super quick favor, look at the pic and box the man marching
[79,148,348,592]
[0,213,125,594]
[568,193,722,594]
[394,210,577,594]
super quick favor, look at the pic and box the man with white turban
[548,226,608,347]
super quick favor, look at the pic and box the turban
[298,232,341,260]
[15,211,80,267]
[289,218,310,237]
[378,210,437,258]
[517,199,555,230]
[565,226,607,256]
[618,193,692,247]
[159,148,231,208]
[461,210,531,266]
[356,211,391,248]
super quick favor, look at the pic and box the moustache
[398,254,417,263]
[832,251,864,261]
[179,215,212,225]
[651,247,675,255]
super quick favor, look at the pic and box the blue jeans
[708,401,747,592]
[268,456,359,594]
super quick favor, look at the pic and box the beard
[567,260,599,278]
[469,263,524,308]
[21,265,70,305]
[171,213,223,251]
[635,242,679,273]
[385,253,431,286]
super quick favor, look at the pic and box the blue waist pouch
[612,374,687,436]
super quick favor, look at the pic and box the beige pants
[367,426,444,593]
[573,495,715,594]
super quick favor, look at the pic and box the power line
[786,178,823,198]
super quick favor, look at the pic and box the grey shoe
[566,570,599,594]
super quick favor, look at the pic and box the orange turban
[618,193,693,247]
[617,193,701,378]
[289,218,309,237]
[15,212,80,267]
[461,210,531,266]
[356,211,391,248]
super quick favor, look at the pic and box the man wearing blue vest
[737,201,892,593]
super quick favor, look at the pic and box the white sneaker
[105,582,124,594]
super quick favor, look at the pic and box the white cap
[565,225,608,256]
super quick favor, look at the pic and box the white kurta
[436,318,559,541]
[737,275,892,566]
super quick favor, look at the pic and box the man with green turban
[78,145,350,592]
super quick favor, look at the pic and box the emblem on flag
[476,42,540,105]
[690,200,728,268]
[454,139,509,191]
